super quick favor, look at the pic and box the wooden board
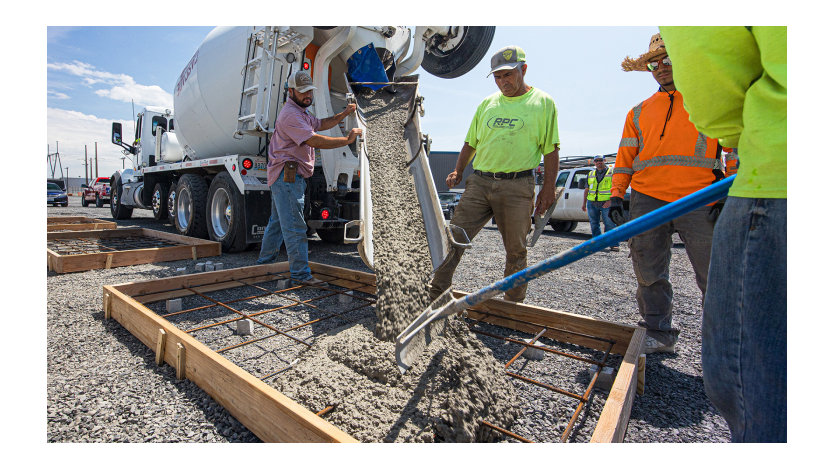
[47,216,117,231]
[47,228,220,273]
[103,263,641,443]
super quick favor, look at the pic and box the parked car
[534,165,630,232]
[47,182,69,207]
[81,177,111,208]
[438,191,462,219]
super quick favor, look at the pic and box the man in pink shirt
[257,71,362,283]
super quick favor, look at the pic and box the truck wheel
[206,172,248,252]
[81,195,89,207]
[549,220,578,232]
[110,174,134,220]
[95,194,104,208]
[167,181,178,224]
[421,26,496,79]
[151,182,170,221]
[174,174,209,239]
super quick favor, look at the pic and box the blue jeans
[702,197,786,442]
[256,170,312,281]
[586,200,616,246]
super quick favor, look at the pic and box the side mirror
[112,122,123,144]
[578,180,587,190]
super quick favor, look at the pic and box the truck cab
[535,158,630,232]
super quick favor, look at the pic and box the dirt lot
[45,194,730,443]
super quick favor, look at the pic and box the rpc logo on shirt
[487,116,525,130]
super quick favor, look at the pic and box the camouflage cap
[288,71,316,93]
[487,45,526,77]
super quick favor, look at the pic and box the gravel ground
[46,196,730,443]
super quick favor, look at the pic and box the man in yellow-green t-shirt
[429,45,560,303]
[659,26,786,443]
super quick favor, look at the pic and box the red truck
[81,177,111,207]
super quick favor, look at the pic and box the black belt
[474,169,534,180]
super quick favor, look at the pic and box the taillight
[242,158,253,170]
[241,169,247,176]
[320,208,330,220]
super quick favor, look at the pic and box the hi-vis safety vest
[587,167,614,202]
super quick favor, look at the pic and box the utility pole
[95,142,99,178]
[84,145,89,185]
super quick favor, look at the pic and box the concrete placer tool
[395,175,736,372]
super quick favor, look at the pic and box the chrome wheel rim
[176,187,192,230]
[210,188,232,239]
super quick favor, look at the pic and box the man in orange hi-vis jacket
[610,33,735,354]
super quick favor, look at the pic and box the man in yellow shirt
[660,26,787,443]
[429,46,560,303]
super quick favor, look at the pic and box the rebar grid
[135,269,622,443]
[48,235,183,255]
[143,269,378,384]
[465,310,617,443]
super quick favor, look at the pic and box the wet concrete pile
[274,77,519,442]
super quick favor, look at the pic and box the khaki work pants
[430,172,534,302]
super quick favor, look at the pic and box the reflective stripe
[693,132,708,158]
[613,167,634,175]
[619,137,638,148]
[632,154,717,172]
[632,103,644,154]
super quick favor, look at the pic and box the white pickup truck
[535,163,630,232]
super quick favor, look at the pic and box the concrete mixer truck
[109,26,495,252]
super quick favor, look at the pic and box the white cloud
[47,90,70,100]
[47,107,136,179]
[47,60,173,108]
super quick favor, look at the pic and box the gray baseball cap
[288,71,316,93]
[487,45,527,77]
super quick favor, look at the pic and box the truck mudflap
[348,76,471,271]
[244,190,271,244]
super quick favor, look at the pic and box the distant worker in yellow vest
[582,155,619,251]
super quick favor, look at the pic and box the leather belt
[474,169,534,180]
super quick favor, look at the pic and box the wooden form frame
[48,228,221,274]
[102,262,644,443]
[47,216,117,231]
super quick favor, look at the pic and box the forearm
[541,147,559,188]
[318,110,350,131]
[455,143,476,174]
[305,133,351,149]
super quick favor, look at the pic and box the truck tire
[421,26,496,79]
[173,174,209,239]
[110,174,134,220]
[81,195,89,207]
[206,172,248,252]
[151,182,170,221]
[549,220,578,232]
[95,194,103,208]
[167,181,178,224]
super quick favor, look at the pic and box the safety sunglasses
[647,57,672,71]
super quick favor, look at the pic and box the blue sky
[45,25,666,180]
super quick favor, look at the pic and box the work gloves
[609,197,627,226]
[708,197,725,223]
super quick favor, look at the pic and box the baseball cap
[594,155,605,162]
[487,46,526,77]
[288,71,316,93]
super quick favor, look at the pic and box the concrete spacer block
[195,262,205,272]
[276,279,290,290]
[204,263,215,271]
[522,341,546,360]
[589,365,615,390]
[213,262,224,270]
[339,291,353,305]
[236,319,254,336]
[166,298,182,313]
[175,267,187,273]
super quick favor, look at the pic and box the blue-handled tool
[395,175,735,372]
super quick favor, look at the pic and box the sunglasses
[647,57,672,71]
